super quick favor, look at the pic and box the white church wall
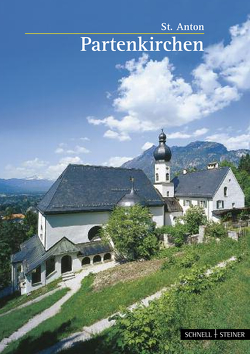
[213,168,245,212]
[177,198,213,220]
[38,212,46,246]
[23,262,46,295]
[154,183,175,197]
[45,211,110,250]
[155,161,171,183]
[150,206,164,227]
[164,212,183,226]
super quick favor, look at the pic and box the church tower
[153,130,174,197]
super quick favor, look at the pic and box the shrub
[164,222,188,247]
[179,253,200,268]
[182,205,207,234]
[205,221,227,239]
[101,205,159,261]
[161,256,176,270]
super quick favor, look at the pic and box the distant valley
[0,178,53,195]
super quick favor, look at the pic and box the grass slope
[60,251,250,354]
[4,235,248,354]
[0,288,68,342]
[0,278,62,315]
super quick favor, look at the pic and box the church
[11,131,245,294]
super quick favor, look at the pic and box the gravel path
[0,261,117,353]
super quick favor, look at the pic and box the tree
[163,222,188,247]
[101,205,159,261]
[238,153,250,174]
[0,219,28,288]
[23,211,38,237]
[182,206,207,234]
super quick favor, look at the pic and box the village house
[11,131,245,294]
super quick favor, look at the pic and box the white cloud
[88,18,250,136]
[55,145,90,154]
[168,128,209,139]
[87,116,103,125]
[141,142,154,150]
[193,128,209,137]
[46,156,84,179]
[103,129,131,141]
[206,132,250,150]
[4,156,84,180]
[168,132,191,139]
[55,147,64,154]
[4,158,49,179]
[22,158,48,169]
[103,156,132,167]
[80,137,90,141]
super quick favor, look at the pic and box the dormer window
[224,187,228,197]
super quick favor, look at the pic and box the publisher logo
[180,329,250,340]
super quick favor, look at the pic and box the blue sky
[0,0,250,179]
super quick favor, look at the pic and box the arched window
[104,253,111,261]
[166,173,169,181]
[61,255,72,273]
[46,257,55,277]
[155,173,159,181]
[224,186,228,197]
[82,257,91,266]
[88,226,102,242]
[93,255,101,263]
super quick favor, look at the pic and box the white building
[11,131,245,294]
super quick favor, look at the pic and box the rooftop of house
[37,164,164,214]
[172,166,230,198]
[163,197,183,213]
[2,213,25,220]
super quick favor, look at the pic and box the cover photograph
[0,0,249,353]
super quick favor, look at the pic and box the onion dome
[117,178,145,207]
[153,129,172,162]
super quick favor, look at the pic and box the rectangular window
[46,257,55,277]
[32,266,41,285]
[184,200,191,206]
[216,200,224,209]
[199,200,207,208]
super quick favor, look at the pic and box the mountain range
[122,141,249,181]
[0,141,249,194]
[0,178,53,195]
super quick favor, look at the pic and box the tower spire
[153,130,174,198]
